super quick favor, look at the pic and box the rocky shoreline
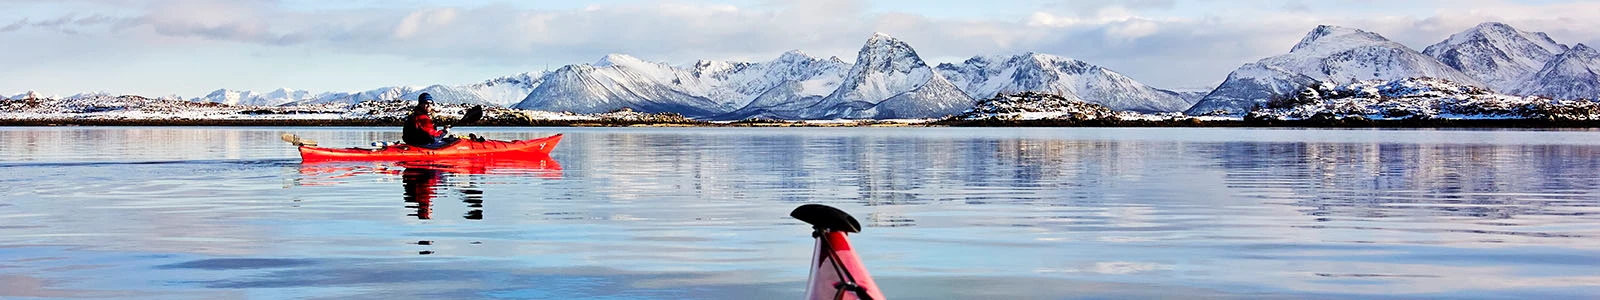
[7,116,1599,128]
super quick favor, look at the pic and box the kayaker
[403,93,459,149]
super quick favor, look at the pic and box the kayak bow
[793,204,885,300]
[296,134,562,161]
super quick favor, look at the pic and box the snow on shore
[1246,78,1600,121]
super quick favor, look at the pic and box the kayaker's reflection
[401,165,484,220]
[297,157,561,220]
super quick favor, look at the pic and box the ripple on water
[0,127,1598,299]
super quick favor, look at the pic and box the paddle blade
[279,133,317,146]
[460,105,484,124]
[791,204,861,233]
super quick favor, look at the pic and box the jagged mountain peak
[1431,22,1567,56]
[836,32,933,96]
[935,52,1190,112]
[691,59,742,77]
[849,32,931,77]
[778,49,814,61]
[594,53,658,68]
[1291,25,1390,53]
[867,32,897,43]
[791,32,970,119]
[1569,43,1597,56]
[1424,22,1571,93]
[1463,22,1521,38]
[1024,52,1067,62]
[1510,43,1600,100]
[1452,22,1566,52]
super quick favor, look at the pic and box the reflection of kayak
[793,204,886,300]
[298,134,562,161]
[298,156,563,180]
[295,156,562,220]
[395,157,563,177]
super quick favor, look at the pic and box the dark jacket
[403,112,447,147]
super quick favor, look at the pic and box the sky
[2,0,1599,98]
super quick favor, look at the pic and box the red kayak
[296,134,562,161]
[792,204,886,300]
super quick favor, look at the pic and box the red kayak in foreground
[296,134,562,161]
[792,204,886,300]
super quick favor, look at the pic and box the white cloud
[394,8,460,39]
[1105,19,1160,41]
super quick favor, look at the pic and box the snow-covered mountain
[25,23,1597,121]
[937,53,1190,113]
[512,50,852,119]
[789,33,972,119]
[716,51,851,120]
[293,72,544,106]
[1188,25,1484,115]
[300,86,418,105]
[7,91,47,100]
[698,51,851,111]
[1161,89,1210,105]
[1423,22,1568,93]
[193,88,315,106]
[511,54,731,117]
[1512,44,1600,100]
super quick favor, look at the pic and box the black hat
[418,93,433,104]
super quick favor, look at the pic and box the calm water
[2,127,1600,299]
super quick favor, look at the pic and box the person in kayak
[403,93,459,149]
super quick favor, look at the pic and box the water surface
[2,127,1599,299]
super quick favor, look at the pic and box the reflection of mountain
[556,131,1178,209]
[546,129,1600,243]
[1207,142,1600,222]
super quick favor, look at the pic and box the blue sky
[2,0,1598,98]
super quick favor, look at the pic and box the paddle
[458,105,484,125]
[790,204,862,233]
[444,105,485,140]
[280,133,318,147]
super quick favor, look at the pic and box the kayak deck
[807,230,885,300]
[298,134,562,161]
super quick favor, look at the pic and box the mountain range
[508,33,1184,119]
[8,22,1599,119]
[1190,22,1599,115]
[1186,25,1483,115]
[61,33,1188,120]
